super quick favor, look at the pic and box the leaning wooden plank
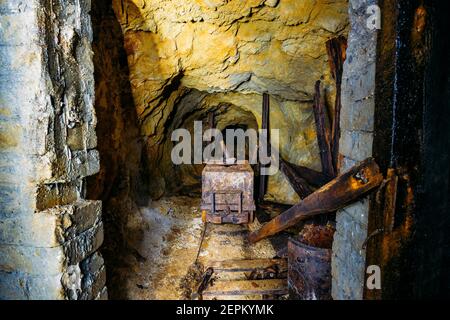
[203,279,288,296]
[269,145,316,197]
[258,93,270,202]
[248,158,384,243]
[287,162,333,187]
[280,158,314,198]
[207,259,287,273]
[326,36,347,172]
[313,80,335,178]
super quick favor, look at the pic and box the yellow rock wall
[112,0,349,204]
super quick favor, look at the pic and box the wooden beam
[279,158,314,198]
[269,143,327,197]
[313,80,335,177]
[326,36,347,173]
[286,162,333,187]
[207,259,287,273]
[202,279,287,297]
[248,158,384,243]
[258,93,270,202]
[208,111,215,129]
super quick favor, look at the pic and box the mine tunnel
[89,0,348,300]
[0,0,449,301]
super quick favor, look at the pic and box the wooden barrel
[288,237,332,300]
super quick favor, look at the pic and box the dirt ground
[116,196,279,300]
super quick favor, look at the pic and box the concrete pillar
[331,0,379,300]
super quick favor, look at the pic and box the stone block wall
[0,0,106,300]
[331,0,378,300]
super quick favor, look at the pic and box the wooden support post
[313,80,335,178]
[248,158,383,243]
[208,111,215,129]
[326,36,347,173]
[258,93,270,203]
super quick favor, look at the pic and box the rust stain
[413,5,427,34]
[411,4,428,63]
[380,169,415,265]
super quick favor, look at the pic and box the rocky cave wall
[87,0,153,299]
[111,0,350,204]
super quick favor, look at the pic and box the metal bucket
[288,237,332,300]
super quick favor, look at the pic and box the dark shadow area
[88,0,151,299]
[367,0,450,299]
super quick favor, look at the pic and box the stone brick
[95,286,108,300]
[0,261,105,300]
[0,221,103,275]
[341,198,370,227]
[72,149,100,179]
[81,252,105,275]
[339,129,374,161]
[0,270,65,300]
[0,10,39,46]
[0,200,101,247]
[0,0,37,14]
[341,96,375,133]
[67,123,98,151]
[0,182,35,217]
[49,149,100,183]
[35,182,80,211]
[80,266,106,300]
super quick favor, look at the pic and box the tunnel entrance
[87,0,352,300]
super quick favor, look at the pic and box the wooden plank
[248,158,384,243]
[313,80,335,178]
[326,36,347,173]
[203,279,287,296]
[207,259,287,273]
[287,162,333,187]
[208,111,215,129]
[279,158,314,198]
[268,145,319,197]
[258,93,270,202]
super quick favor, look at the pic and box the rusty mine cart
[200,161,256,225]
